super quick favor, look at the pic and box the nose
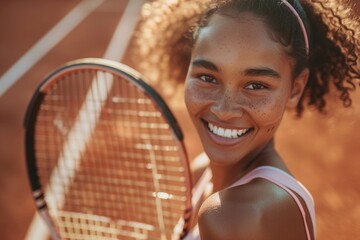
[210,90,244,121]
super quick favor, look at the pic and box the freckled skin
[185,13,298,176]
[184,12,311,240]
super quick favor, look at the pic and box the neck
[210,139,281,192]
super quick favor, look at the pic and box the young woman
[130,0,360,239]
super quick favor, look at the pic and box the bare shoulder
[197,178,309,240]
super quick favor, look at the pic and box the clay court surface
[0,1,359,239]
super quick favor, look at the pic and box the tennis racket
[24,58,205,240]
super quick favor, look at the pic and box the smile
[208,122,251,139]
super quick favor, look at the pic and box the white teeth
[218,128,224,136]
[224,129,232,138]
[231,129,238,138]
[238,129,247,135]
[208,123,249,139]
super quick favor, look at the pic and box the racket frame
[24,58,193,239]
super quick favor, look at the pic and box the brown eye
[245,82,267,90]
[199,74,217,84]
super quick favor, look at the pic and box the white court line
[24,1,145,239]
[103,0,145,60]
[0,0,104,97]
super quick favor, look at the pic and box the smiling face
[185,13,307,167]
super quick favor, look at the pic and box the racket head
[24,58,193,239]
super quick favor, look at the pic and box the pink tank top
[184,166,316,240]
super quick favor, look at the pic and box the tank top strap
[228,166,315,239]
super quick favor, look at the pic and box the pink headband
[281,0,310,55]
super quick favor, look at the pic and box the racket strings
[37,71,92,209]
[34,68,190,239]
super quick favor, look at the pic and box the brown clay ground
[0,1,359,239]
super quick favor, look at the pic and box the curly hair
[300,0,360,114]
[128,0,205,95]
[129,0,360,116]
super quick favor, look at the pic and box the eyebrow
[191,59,219,71]
[244,68,281,79]
[191,59,281,79]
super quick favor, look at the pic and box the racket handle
[32,190,61,239]
[38,208,61,240]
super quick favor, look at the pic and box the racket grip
[38,209,62,240]
[33,190,61,240]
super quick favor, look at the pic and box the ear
[286,68,309,109]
